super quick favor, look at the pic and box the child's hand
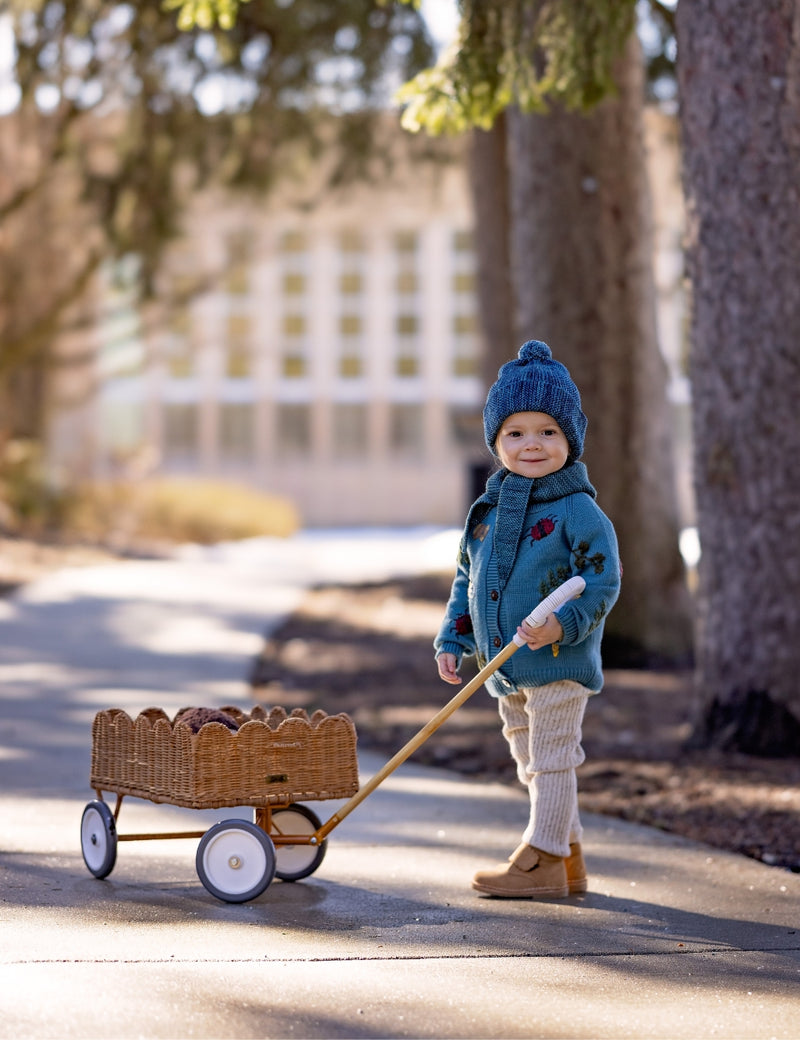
[516,613,564,651]
[437,653,462,685]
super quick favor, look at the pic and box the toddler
[435,339,621,897]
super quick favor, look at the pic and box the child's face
[496,411,569,478]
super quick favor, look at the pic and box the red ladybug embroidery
[528,515,557,543]
[453,612,473,635]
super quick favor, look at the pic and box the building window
[279,230,309,379]
[283,272,306,295]
[393,229,420,378]
[337,228,366,380]
[276,403,311,455]
[394,230,417,254]
[163,403,198,462]
[282,355,307,378]
[339,356,362,378]
[226,347,251,379]
[283,314,306,336]
[279,230,307,253]
[225,313,252,378]
[339,309,364,374]
[280,310,307,378]
[452,314,478,376]
[452,272,475,294]
[395,270,418,294]
[332,403,367,458]
[396,314,418,336]
[395,356,419,377]
[340,314,362,337]
[340,272,362,295]
[219,402,254,461]
[451,227,479,378]
[389,403,423,459]
[395,314,419,377]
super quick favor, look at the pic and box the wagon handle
[313,575,586,843]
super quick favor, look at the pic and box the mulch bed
[250,572,800,874]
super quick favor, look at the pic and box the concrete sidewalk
[1,531,798,1040]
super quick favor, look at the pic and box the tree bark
[505,34,693,664]
[467,114,518,388]
[677,0,800,753]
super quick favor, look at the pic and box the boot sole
[567,878,588,894]
[471,881,569,898]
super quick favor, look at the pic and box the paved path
[1,530,798,1039]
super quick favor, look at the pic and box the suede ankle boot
[471,843,569,898]
[565,842,588,894]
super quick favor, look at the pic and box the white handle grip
[512,576,586,646]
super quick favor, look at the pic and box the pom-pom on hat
[483,340,587,461]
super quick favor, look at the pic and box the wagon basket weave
[90,706,359,809]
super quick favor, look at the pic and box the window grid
[278,230,310,380]
[393,229,420,379]
[225,312,252,379]
[337,228,366,381]
[451,228,479,378]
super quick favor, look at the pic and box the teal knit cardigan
[434,465,621,697]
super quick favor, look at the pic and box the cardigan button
[493,636,502,648]
[490,590,499,601]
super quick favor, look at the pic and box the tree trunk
[505,34,693,664]
[467,114,518,387]
[677,0,800,754]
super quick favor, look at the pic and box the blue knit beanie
[483,340,587,461]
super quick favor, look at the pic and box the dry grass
[60,478,300,547]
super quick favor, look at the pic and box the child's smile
[495,411,570,478]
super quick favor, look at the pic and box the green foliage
[162,0,423,32]
[3,0,435,405]
[12,0,435,256]
[162,0,252,32]
[396,0,638,135]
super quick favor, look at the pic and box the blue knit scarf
[464,464,596,589]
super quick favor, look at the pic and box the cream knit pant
[497,680,591,858]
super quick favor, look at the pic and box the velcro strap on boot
[509,843,540,871]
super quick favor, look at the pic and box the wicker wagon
[80,579,587,903]
[81,705,359,902]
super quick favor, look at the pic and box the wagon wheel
[80,800,118,879]
[196,820,276,903]
[269,804,327,882]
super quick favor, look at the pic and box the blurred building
[47,110,687,529]
[57,138,486,527]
